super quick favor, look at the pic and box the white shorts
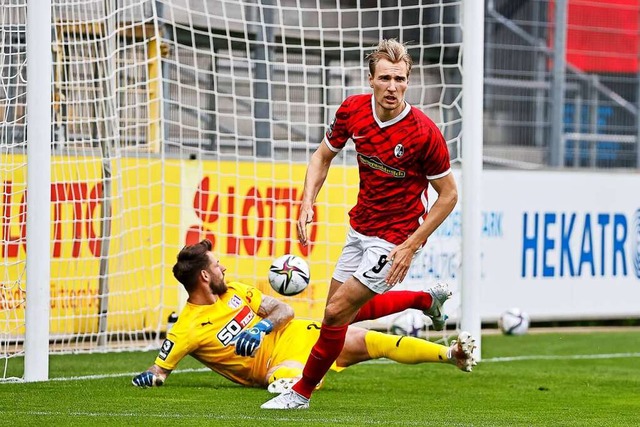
[332,227,397,294]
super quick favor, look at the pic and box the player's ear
[200,269,210,282]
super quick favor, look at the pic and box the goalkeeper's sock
[292,323,348,399]
[353,291,432,323]
[364,330,448,364]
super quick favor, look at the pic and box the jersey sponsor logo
[394,144,404,158]
[228,294,242,309]
[217,306,255,345]
[357,154,405,178]
[158,339,174,360]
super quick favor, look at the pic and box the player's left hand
[132,370,164,388]
[233,319,273,357]
[386,244,416,286]
[297,204,315,246]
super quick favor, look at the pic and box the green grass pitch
[1,329,639,426]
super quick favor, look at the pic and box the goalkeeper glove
[233,319,273,357]
[132,370,164,388]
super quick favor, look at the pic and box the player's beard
[209,275,227,296]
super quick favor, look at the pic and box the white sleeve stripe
[427,168,451,180]
[323,137,342,153]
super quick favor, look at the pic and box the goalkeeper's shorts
[264,319,342,386]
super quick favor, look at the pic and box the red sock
[352,291,432,323]
[292,323,348,399]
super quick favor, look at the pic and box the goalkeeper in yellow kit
[132,239,476,390]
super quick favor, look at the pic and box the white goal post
[460,0,484,359]
[24,0,52,382]
[1,0,482,382]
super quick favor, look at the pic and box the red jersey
[325,94,451,245]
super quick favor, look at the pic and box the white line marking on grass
[482,352,640,362]
[45,352,640,383]
[50,367,210,382]
[362,352,640,363]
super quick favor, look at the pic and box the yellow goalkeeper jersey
[154,281,278,387]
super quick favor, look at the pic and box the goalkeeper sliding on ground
[132,239,476,391]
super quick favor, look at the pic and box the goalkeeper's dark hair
[366,39,413,77]
[173,239,213,292]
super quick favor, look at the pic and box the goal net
[0,0,464,381]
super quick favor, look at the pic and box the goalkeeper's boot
[447,331,477,372]
[424,282,452,331]
[261,389,310,410]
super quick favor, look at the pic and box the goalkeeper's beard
[209,276,228,295]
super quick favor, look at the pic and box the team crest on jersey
[228,294,242,309]
[158,339,174,360]
[394,144,404,158]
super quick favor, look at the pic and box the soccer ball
[498,308,530,336]
[268,254,310,296]
[389,310,425,337]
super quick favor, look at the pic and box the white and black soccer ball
[498,308,530,336]
[268,254,310,296]
[389,310,425,337]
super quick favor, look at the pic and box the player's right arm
[132,364,172,388]
[257,294,295,330]
[232,295,294,357]
[298,141,338,246]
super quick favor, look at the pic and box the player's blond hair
[366,39,413,76]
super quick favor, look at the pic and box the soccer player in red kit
[262,39,476,410]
